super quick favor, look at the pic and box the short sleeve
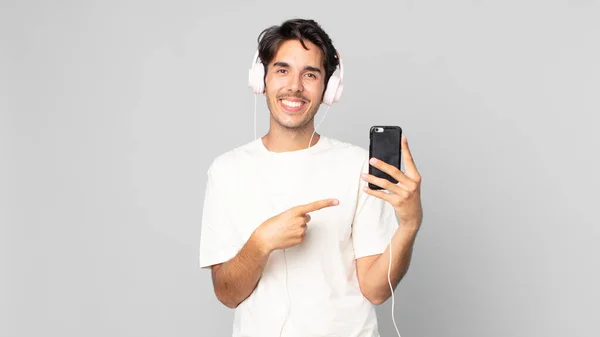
[351,158,399,259]
[198,160,240,268]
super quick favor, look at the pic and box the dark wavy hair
[257,18,339,93]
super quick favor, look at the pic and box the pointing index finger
[295,199,339,214]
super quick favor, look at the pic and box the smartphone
[368,125,402,190]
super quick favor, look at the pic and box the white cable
[254,93,257,140]
[308,104,331,148]
[279,249,290,337]
[389,233,401,337]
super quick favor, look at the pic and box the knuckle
[410,182,419,192]
[383,179,393,188]
[393,195,404,205]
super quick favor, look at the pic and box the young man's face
[264,39,326,131]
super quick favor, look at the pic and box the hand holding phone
[363,125,423,231]
[364,125,421,337]
[368,126,402,190]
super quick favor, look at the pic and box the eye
[305,73,316,78]
[277,69,287,74]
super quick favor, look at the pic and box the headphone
[248,49,344,106]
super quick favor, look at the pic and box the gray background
[1,0,599,336]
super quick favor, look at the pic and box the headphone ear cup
[334,81,343,102]
[248,63,265,94]
[256,65,265,94]
[248,68,255,92]
[322,75,340,105]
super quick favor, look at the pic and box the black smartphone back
[369,126,402,190]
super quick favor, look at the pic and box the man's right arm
[209,198,339,308]
[210,231,271,308]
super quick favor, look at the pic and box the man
[199,18,423,337]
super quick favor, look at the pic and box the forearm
[212,233,271,308]
[364,225,419,304]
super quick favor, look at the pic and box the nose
[288,73,303,92]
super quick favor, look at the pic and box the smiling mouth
[279,99,307,113]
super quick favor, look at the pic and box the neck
[261,122,320,153]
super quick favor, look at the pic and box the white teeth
[281,100,303,108]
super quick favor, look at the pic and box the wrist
[398,221,421,235]
[250,227,273,256]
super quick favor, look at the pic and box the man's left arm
[356,135,423,305]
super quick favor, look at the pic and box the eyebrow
[273,61,322,74]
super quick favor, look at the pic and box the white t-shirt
[199,135,398,337]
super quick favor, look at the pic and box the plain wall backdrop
[1,0,599,336]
